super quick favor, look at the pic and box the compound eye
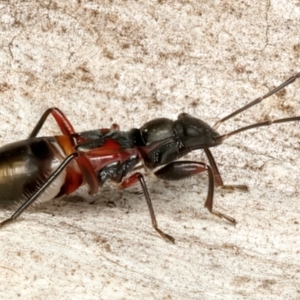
[186,127,202,136]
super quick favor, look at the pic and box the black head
[174,113,221,149]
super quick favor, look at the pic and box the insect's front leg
[154,160,236,224]
[204,148,248,191]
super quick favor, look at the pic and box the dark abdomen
[0,137,67,207]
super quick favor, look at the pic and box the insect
[0,72,299,243]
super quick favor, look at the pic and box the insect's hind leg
[204,148,248,192]
[29,107,76,138]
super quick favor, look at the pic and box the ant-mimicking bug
[0,72,299,243]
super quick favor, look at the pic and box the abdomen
[0,137,80,207]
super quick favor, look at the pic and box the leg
[120,172,175,243]
[204,148,248,191]
[0,153,79,228]
[29,107,75,138]
[155,161,236,224]
[75,155,99,195]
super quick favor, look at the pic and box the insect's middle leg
[120,172,175,243]
[154,160,236,224]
